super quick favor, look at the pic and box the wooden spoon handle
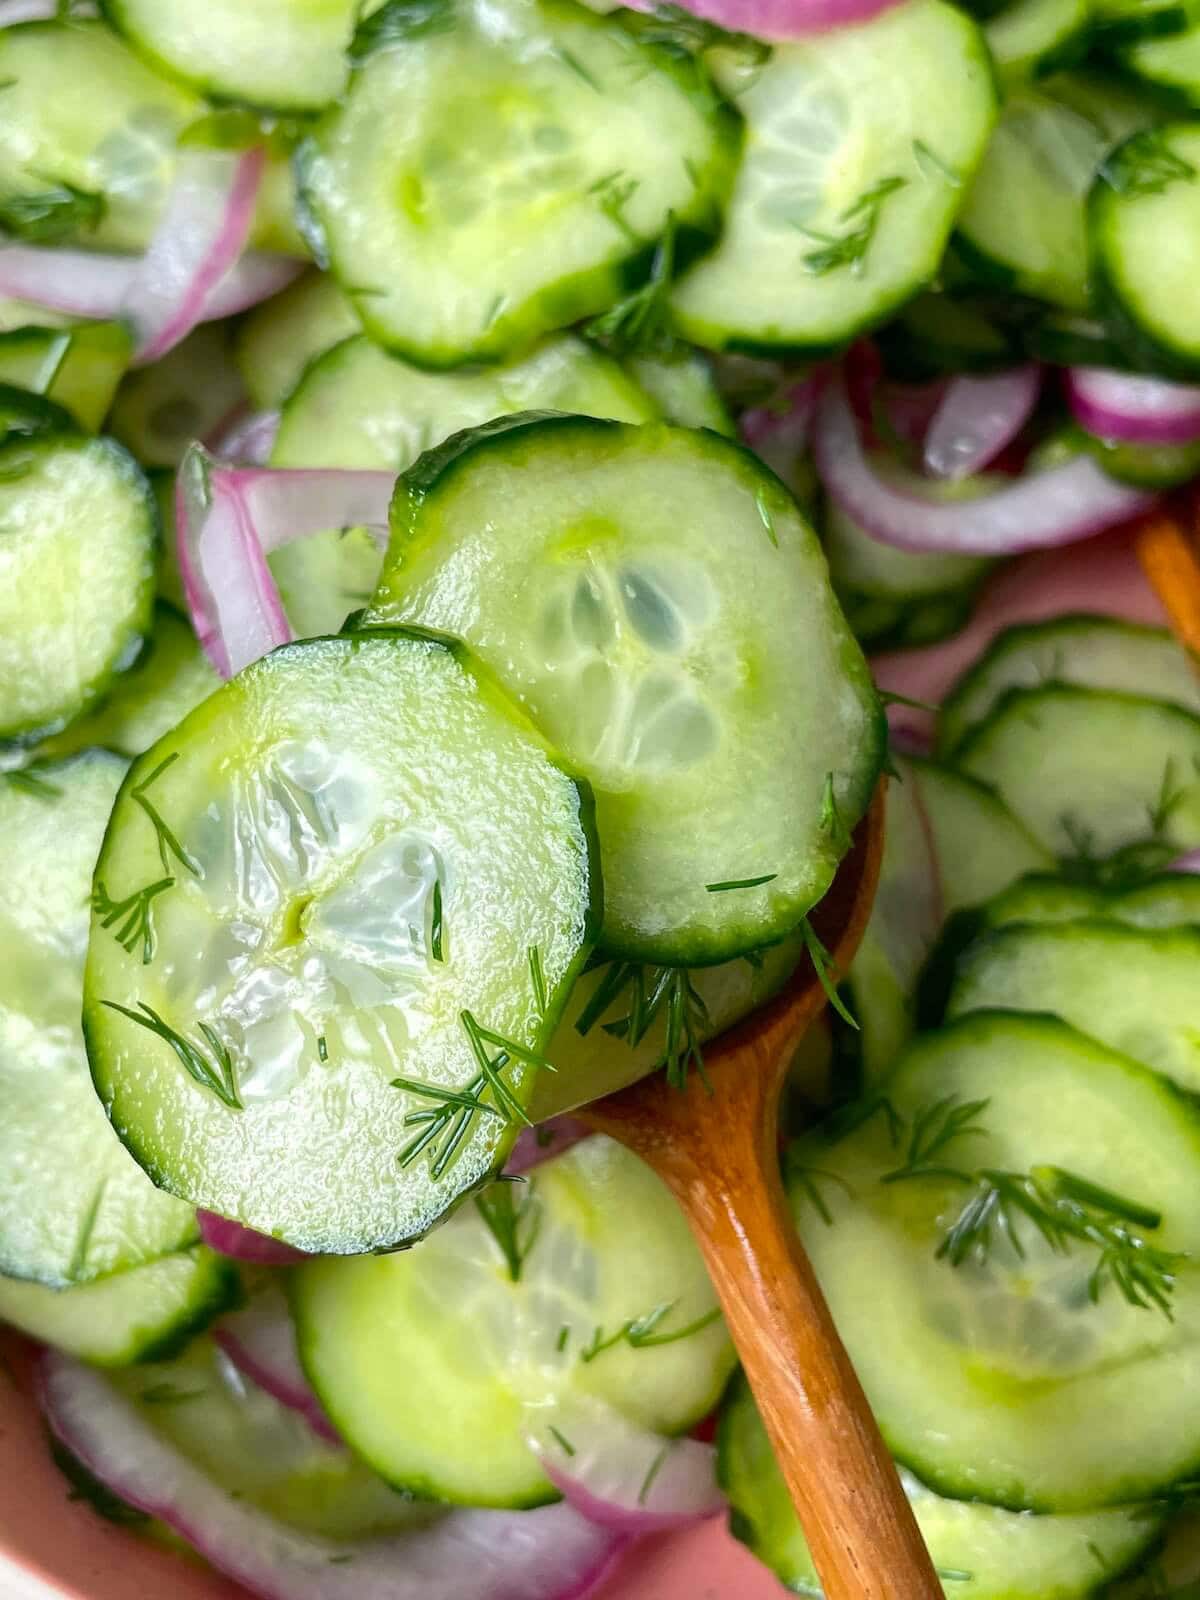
[662,1127,941,1600]
[1137,506,1200,657]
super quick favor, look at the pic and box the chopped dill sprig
[91,876,175,965]
[799,915,858,1030]
[755,485,778,548]
[528,944,548,1017]
[317,1033,329,1063]
[475,1180,542,1282]
[67,1179,108,1282]
[102,1001,242,1110]
[705,872,777,893]
[139,1383,207,1406]
[590,170,641,243]
[819,771,853,856]
[879,688,939,714]
[391,1078,504,1118]
[547,1425,576,1457]
[639,1443,670,1506]
[581,1299,722,1363]
[785,1163,852,1226]
[799,176,906,278]
[4,768,61,800]
[430,878,445,963]
[584,214,677,356]
[581,962,710,1090]
[880,1095,991,1185]
[131,753,200,879]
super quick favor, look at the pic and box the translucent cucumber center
[744,63,849,234]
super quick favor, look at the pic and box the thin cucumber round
[1085,432,1200,489]
[84,631,599,1255]
[839,586,980,652]
[365,413,884,965]
[985,0,1090,84]
[0,1247,236,1367]
[0,752,200,1286]
[298,0,738,367]
[0,322,132,433]
[938,615,1200,757]
[876,293,1018,380]
[292,1136,734,1507]
[720,1373,1162,1598]
[822,493,994,602]
[102,0,359,114]
[791,1010,1200,1510]
[669,0,996,355]
[622,348,734,435]
[109,323,247,470]
[234,272,362,412]
[1120,21,1200,104]
[985,872,1200,931]
[0,431,156,743]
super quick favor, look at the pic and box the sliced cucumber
[957,74,1156,312]
[1091,124,1200,376]
[271,333,657,638]
[299,0,737,367]
[985,0,1090,83]
[1089,0,1192,44]
[823,494,993,603]
[1,752,199,1285]
[84,631,598,1255]
[0,1247,236,1366]
[938,615,1200,756]
[902,755,1054,913]
[792,1010,1200,1510]
[839,586,979,652]
[0,431,156,742]
[1120,21,1200,104]
[103,0,359,114]
[623,348,734,434]
[1086,431,1200,489]
[670,0,995,355]
[234,272,361,412]
[109,322,247,470]
[954,686,1200,869]
[0,322,131,432]
[876,293,1017,380]
[292,1136,733,1507]
[720,1373,1161,1598]
[0,381,75,443]
[366,414,884,965]
[986,871,1200,930]
[947,919,1200,1093]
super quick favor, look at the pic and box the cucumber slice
[876,293,1017,380]
[37,603,219,763]
[670,0,995,355]
[985,0,1090,83]
[292,1136,733,1507]
[108,1337,435,1538]
[234,273,361,412]
[1085,432,1200,489]
[1091,124,1200,376]
[1,752,199,1285]
[0,1247,236,1366]
[938,615,1200,756]
[0,381,76,443]
[823,495,993,602]
[103,0,359,114]
[623,349,734,434]
[792,1011,1200,1510]
[366,414,884,965]
[839,585,979,652]
[529,931,806,1118]
[947,919,1200,1093]
[1090,0,1192,44]
[84,631,598,1255]
[299,0,737,367]
[0,298,78,334]
[1120,21,1200,103]
[986,871,1200,930]
[270,333,658,639]
[902,755,1054,913]
[109,322,247,470]
[0,431,156,742]
[720,1373,1161,1598]
[955,686,1200,869]
[0,323,132,432]
[957,74,1156,312]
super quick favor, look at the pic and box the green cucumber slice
[292,1135,733,1507]
[0,323,132,432]
[720,1373,1161,1598]
[0,1247,236,1366]
[839,586,979,652]
[0,431,156,742]
[623,348,733,434]
[1,752,199,1285]
[938,615,1200,757]
[823,494,993,602]
[985,871,1200,930]
[1086,432,1200,489]
[947,919,1200,1093]
[366,413,884,965]
[669,0,995,355]
[985,0,1090,83]
[234,273,361,412]
[791,1010,1200,1510]
[954,686,1200,871]
[270,333,658,638]
[299,0,738,367]
[84,631,598,1255]
[1120,21,1200,103]
[110,323,247,470]
[876,293,1017,380]
[103,0,359,114]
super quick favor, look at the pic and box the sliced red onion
[739,376,819,456]
[923,367,1041,481]
[177,447,393,678]
[1066,368,1200,446]
[214,1282,338,1444]
[198,1211,308,1267]
[505,1117,592,1177]
[813,379,1155,556]
[0,0,88,20]
[1171,849,1200,873]
[129,145,266,366]
[530,1403,723,1535]
[40,1351,627,1600]
[210,409,282,466]
[879,380,946,452]
[623,0,902,40]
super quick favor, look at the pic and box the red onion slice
[879,380,947,452]
[1171,849,1200,873]
[739,376,820,455]
[210,409,282,466]
[1066,367,1200,446]
[923,367,1041,481]
[198,1211,308,1267]
[813,379,1155,556]
[505,1117,592,1177]
[622,0,902,38]
[214,1283,338,1444]
[0,0,86,20]
[40,1351,627,1600]
[530,1402,723,1534]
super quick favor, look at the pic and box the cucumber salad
[2,0,1200,1596]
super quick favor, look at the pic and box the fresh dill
[879,688,939,714]
[639,1443,670,1506]
[818,1091,903,1148]
[819,771,853,856]
[937,1571,974,1584]
[475,1180,542,1282]
[430,877,445,963]
[912,139,961,189]
[582,962,710,1090]
[317,1033,329,1063]
[102,1001,242,1110]
[67,1180,108,1282]
[528,944,548,1017]
[547,1425,576,1457]
[581,1300,721,1362]
[705,873,777,893]
[91,876,175,965]
[590,170,642,243]
[4,768,61,799]
[799,176,907,278]
[584,214,677,356]
[131,753,201,879]
[786,1163,852,1226]
[552,42,602,90]
[391,1077,504,1118]
[556,1324,571,1352]
[880,1095,991,1185]
[755,485,779,548]
[1101,129,1197,198]
[633,4,770,65]
[0,181,104,245]
[799,915,858,1030]
[139,1383,208,1406]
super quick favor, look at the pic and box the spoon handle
[1137,506,1200,657]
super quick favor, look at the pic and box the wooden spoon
[1138,503,1200,658]
[581,783,943,1600]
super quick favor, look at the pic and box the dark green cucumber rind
[132,1251,243,1365]
[84,629,601,1252]
[1084,431,1200,487]
[1090,0,1193,45]
[47,1438,152,1526]
[876,295,1019,380]
[0,382,76,440]
[984,871,1200,930]
[837,584,982,652]
[914,906,989,1029]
